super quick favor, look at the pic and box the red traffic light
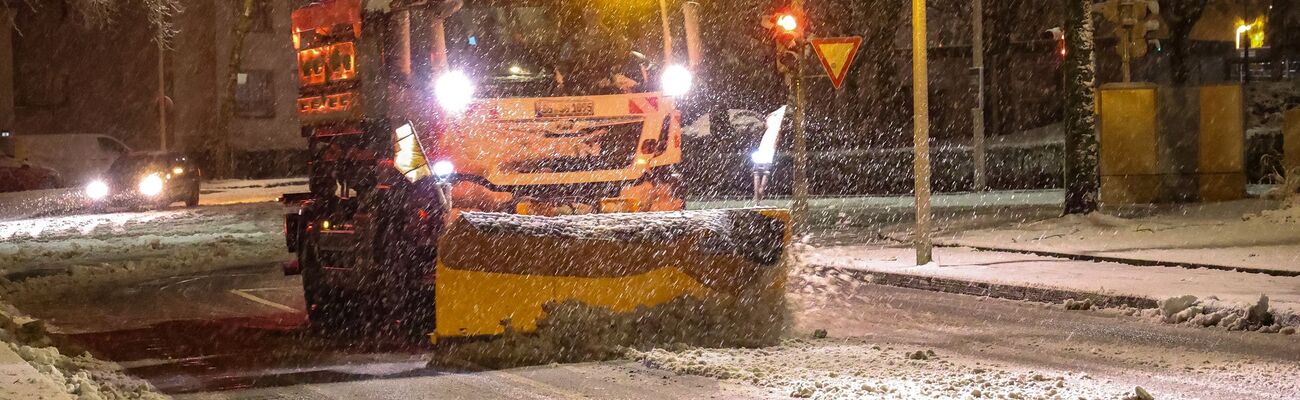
[775,13,798,33]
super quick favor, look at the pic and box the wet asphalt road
[10,260,1298,399]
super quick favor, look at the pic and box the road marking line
[229,289,299,313]
[238,286,297,292]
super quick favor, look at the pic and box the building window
[236,70,276,118]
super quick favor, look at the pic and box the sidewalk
[804,243,1300,320]
[931,198,1300,275]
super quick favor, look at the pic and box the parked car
[85,152,201,209]
[0,156,63,192]
[2,133,132,186]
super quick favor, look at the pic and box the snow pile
[1249,197,1300,224]
[630,338,1128,400]
[7,344,166,400]
[1139,294,1297,334]
[430,289,788,369]
[1,305,165,400]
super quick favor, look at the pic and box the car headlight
[434,70,475,114]
[85,180,109,200]
[661,65,693,97]
[138,173,164,197]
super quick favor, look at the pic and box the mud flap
[431,208,790,340]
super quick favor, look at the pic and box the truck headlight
[434,70,475,114]
[138,173,164,197]
[661,65,693,97]
[432,160,455,180]
[85,180,109,200]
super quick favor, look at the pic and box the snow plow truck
[281,0,791,343]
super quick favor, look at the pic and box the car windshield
[108,154,180,176]
[444,0,664,98]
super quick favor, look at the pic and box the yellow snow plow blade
[433,208,790,340]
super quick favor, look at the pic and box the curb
[807,264,1159,309]
[933,242,1300,278]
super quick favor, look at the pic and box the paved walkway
[931,199,1300,274]
[804,243,1300,316]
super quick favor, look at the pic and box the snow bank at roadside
[1,305,165,400]
[0,203,288,300]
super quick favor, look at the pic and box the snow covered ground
[933,198,1300,273]
[0,202,289,301]
[804,243,1300,321]
[1,304,166,400]
[627,268,1300,400]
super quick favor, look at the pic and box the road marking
[229,288,299,313]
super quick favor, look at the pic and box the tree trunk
[1159,0,1207,86]
[1062,0,1099,214]
[210,0,256,178]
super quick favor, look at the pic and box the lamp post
[912,0,933,265]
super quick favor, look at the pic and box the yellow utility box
[1098,83,1161,204]
[1197,84,1245,202]
[1096,83,1246,205]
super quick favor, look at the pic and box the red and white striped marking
[628,96,659,114]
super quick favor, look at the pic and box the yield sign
[810,36,863,89]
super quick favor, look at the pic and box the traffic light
[762,9,805,49]
[775,13,798,34]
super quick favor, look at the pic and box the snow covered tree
[14,0,184,43]
[1062,0,1099,215]
[209,0,258,178]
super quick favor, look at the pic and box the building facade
[1,0,302,176]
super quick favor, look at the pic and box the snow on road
[633,340,1125,399]
[0,203,288,301]
[626,268,1300,400]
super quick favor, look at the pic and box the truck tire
[185,187,200,207]
[300,241,345,331]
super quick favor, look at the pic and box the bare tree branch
[22,0,183,44]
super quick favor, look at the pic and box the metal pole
[971,0,986,191]
[790,0,809,237]
[157,41,168,151]
[397,9,412,79]
[659,0,675,65]
[912,0,933,265]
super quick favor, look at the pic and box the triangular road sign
[810,36,863,90]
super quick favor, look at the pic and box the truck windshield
[444,1,663,98]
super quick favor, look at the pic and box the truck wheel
[300,242,343,331]
[185,189,200,207]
